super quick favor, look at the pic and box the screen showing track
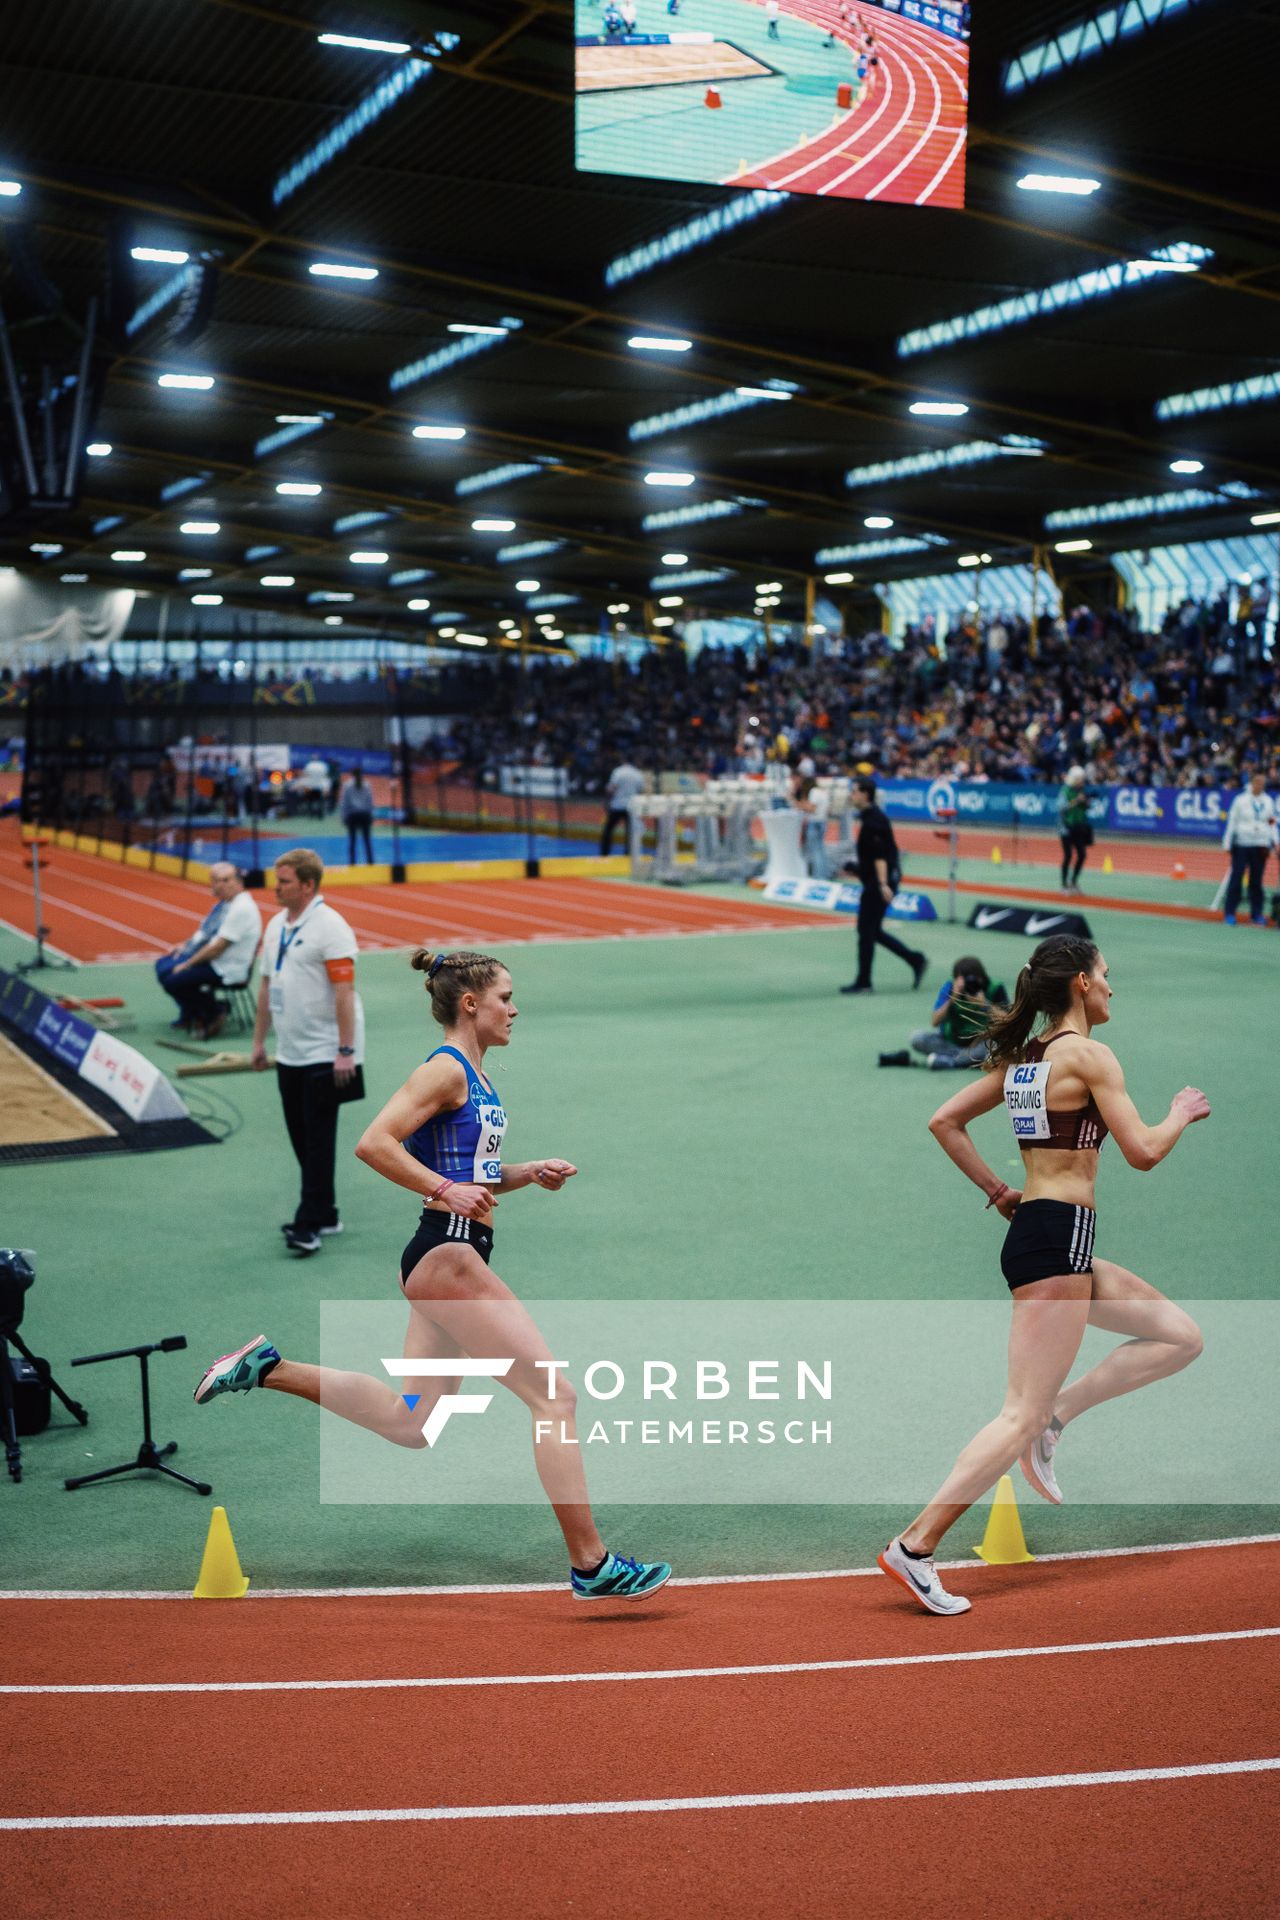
[575,0,970,208]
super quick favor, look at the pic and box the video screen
[575,0,969,209]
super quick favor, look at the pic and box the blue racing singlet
[403,1045,507,1186]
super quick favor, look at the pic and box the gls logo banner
[382,1358,513,1446]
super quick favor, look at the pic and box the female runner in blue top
[878,934,1210,1615]
[195,948,671,1602]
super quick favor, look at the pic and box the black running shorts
[400,1208,494,1288]
[1000,1197,1096,1291]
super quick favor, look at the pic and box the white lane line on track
[0,856,200,926]
[5,1533,1279,1601]
[915,121,967,205]
[4,1758,1277,1830]
[819,47,915,196]
[0,912,78,962]
[0,874,171,950]
[866,42,940,201]
[6,1626,1276,1697]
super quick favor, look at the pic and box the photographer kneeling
[881,956,1008,1071]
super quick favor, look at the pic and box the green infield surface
[2,881,1276,1594]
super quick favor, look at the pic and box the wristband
[984,1182,1010,1210]
[434,1178,454,1202]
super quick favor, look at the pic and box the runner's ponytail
[983,934,1099,1070]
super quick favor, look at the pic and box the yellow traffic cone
[973,1474,1035,1564]
[1102,854,1114,874]
[193,1504,250,1598]
[990,844,1003,865]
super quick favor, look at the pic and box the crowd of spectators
[435,597,1279,797]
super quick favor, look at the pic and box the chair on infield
[213,935,262,1037]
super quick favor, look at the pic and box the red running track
[733,0,968,206]
[2,1540,1278,1918]
[0,826,835,966]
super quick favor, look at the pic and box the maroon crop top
[1019,1032,1109,1151]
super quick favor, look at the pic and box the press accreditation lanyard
[274,896,322,972]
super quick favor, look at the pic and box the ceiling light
[437,626,457,638]
[310,591,354,603]
[111,550,146,562]
[0,181,22,198]
[349,550,388,564]
[1015,173,1101,196]
[1250,510,1280,527]
[317,31,411,52]
[653,615,675,627]
[324,614,343,625]
[191,593,223,605]
[533,613,555,625]
[412,424,467,442]
[515,578,540,592]
[499,619,519,630]
[180,520,220,535]
[735,385,791,400]
[275,414,326,425]
[472,518,515,532]
[29,542,62,555]
[157,373,214,390]
[1053,538,1093,554]
[542,629,564,641]
[407,597,431,611]
[60,573,89,583]
[644,471,695,487]
[628,336,693,353]
[456,633,488,647]
[661,551,689,566]
[659,595,684,607]
[276,481,322,496]
[615,601,630,613]
[131,245,189,264]
[447,322,509,336]
[179,568,212,580]
[1136,256,1200,272]
[309,262,379,281]
[824,571,855,585]
[957,554,982,567]
[909,400,968,416]
[756,580,782,593]
[1170,458,1204,474]
[85,441,112,457]
[260,574,295,586]
[864,515,894,530]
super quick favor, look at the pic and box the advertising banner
[874,776,1235,842]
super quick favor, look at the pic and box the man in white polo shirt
[155,861,262,1040]
[1221,767,1278,926]
[253,847,365,1256]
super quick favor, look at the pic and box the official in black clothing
[841,778,927,994]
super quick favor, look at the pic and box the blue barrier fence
[874,776,1235,840]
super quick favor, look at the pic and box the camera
[960,971,986,998]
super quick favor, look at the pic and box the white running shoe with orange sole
[877,1536,971,1615]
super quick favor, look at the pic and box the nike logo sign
[1025,914,1067,935]
[900,1559,931,1594]
[973,908,1010,928]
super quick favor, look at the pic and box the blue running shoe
[571,1550,672,1602]
[194,1335,281,1404]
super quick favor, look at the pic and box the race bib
[472,1102,506,1184]
[1004,1060,1052,1141]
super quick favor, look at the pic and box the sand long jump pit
[577,34,774,91]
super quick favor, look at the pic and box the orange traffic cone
[1172,861,1186,880]
[704,86,722,108]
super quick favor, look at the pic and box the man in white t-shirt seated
[155,862,262,1040]
[253,847,365,1256]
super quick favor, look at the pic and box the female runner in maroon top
[878,933,1211,1615]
